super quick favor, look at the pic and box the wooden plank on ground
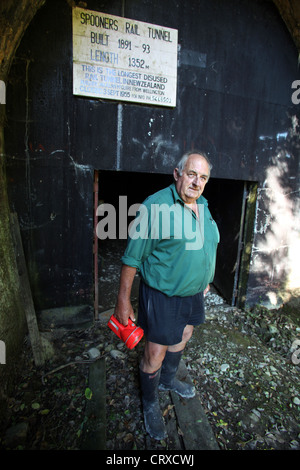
[10,212,44,366]
[80,357,106,450]
[170,361,219,450]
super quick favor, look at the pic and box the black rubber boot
[139,368,167,440]
[158,350,196,398]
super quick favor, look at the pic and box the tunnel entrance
[94,170,257,317]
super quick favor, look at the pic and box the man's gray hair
[176,150,212,177]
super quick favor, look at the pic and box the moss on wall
[0,0,46,427]
[0,111,27,426]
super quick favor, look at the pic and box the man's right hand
[114,298,135,326]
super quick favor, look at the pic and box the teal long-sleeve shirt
[122,183,219,297]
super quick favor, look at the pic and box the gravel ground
[186,293,300,450]
[1,288,299,451]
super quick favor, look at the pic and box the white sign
[72,7,178,107]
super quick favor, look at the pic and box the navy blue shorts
[137,281,205,346]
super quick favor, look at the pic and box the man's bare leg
[140,324,194,373]
[139,325,195,440]
[158,324,196,398]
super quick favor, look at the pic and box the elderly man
[114,151,219,440]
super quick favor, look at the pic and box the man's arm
[114,264,137,325]
[204,284,210,296]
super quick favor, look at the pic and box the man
[114,151,219,440]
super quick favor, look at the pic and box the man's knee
[182,325,194,343]
[168,325,194,353]
[141,342,168,373]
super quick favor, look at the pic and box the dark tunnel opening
[95,170,257,314]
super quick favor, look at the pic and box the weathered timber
[10,212,44,367]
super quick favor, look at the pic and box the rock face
[0,0,46,425]
[273,0,300,51]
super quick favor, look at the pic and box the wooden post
[10,213,44,367]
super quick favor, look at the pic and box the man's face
[173,154,210,204]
